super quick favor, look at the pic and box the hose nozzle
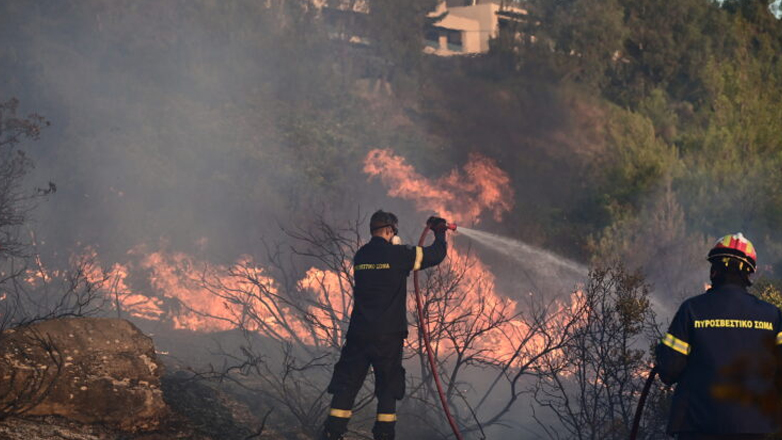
[426,216,457,232]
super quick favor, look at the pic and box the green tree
[365,0,439,90]
[510,0,628,90]
[612,0,731,106]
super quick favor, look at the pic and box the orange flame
[100,249,344,347]
[298,267,352,344]
[10,148,582,372]
[410,244,578,367]
[363,149,514,225]
[364,149,578,366]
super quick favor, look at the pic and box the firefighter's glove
[426,216,448,232]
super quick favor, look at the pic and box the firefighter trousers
[324,333,406,439]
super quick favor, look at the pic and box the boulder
[0,317,167,431]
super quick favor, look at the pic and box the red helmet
[707,232,757,273]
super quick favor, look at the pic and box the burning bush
[112,214,586,438]
[532,266,670,440]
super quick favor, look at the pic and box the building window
[447,30,463,52]
[425,28,440,49]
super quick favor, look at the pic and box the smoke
[0,1,369,264]
[0,2,726,437]
[0,1,597,271]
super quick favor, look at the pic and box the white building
[425,1,528,56]
[318,0,528,56]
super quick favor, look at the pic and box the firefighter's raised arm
[420,217,448,270]
[403,217,448,272]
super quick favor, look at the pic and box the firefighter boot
[320,413,349,440]
[372,421,395,440]
[318,429,343,440]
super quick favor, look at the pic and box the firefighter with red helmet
[319,210,449,440]
[655,233,782,439]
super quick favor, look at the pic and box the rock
[0,317,168,431]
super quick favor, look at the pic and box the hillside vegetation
[1,0,781,290]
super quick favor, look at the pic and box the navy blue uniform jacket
[346,230,447,338]
[656,283,782,435]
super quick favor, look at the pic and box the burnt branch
[531,266,668,440]
[0,250,110,332]
[0,98,51,260]
[191,214,595,437]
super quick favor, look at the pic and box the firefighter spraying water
[319,210,455,440]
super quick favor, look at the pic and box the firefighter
[655,232,782,439]
[319,210,449,440]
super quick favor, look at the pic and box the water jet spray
[457,227,587,277]
[455,226,588,297]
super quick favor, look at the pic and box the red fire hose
[414,224,465,440]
